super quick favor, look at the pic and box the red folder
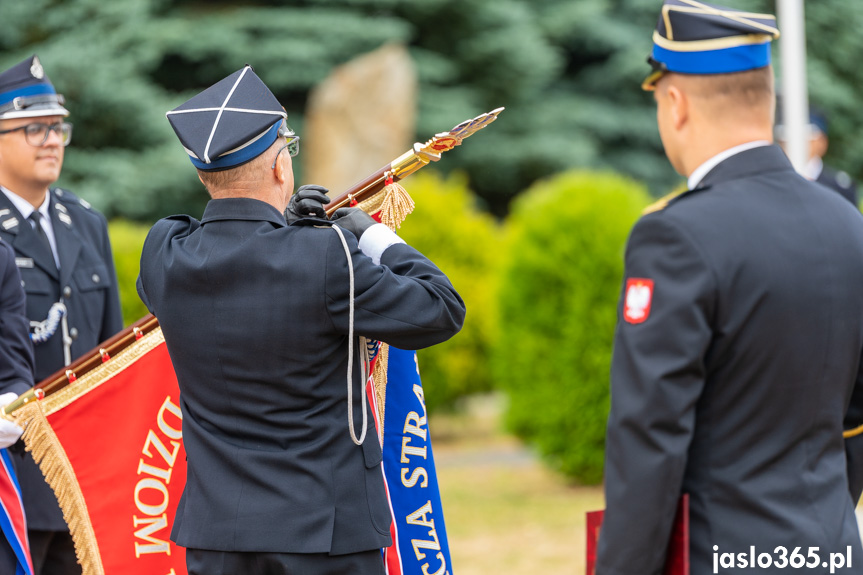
[586,494,689,575]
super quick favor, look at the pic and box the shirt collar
[0,186,51,221]
[687,140,772,190]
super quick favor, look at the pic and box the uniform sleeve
[97,214,124,337]
[596,215,715,575]
[843,349,863,502]
[324,225,466,350]
[0,242,34,396]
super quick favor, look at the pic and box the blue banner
[380,347,453,575]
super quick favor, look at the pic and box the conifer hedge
[493,171,649,484]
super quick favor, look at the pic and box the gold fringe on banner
[357,179,412,431]
[6,328,166,575]
[372,343,389,442]
[12,401,104,575]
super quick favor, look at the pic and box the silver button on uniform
[69,327,79,340]
[63,286,72,298]
[91,274,100,284]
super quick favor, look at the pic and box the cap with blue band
[643,0,780,91]
[166,65,289,172]
[0,56,70,120]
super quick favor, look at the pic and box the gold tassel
[379,172,415,231]
[372,343,389,442]
[11,402,104,575]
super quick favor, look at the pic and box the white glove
[0,392,23,448]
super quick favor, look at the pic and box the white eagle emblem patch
[30,56,44,79]
[624,278,654,324]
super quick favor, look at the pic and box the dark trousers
[0,537,17,575]
[186,548,386,575]
[29,529,81,575]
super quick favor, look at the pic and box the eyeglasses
[0,122,73,147]
[271,120,300,169]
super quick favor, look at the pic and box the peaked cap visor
[0,56,69,119]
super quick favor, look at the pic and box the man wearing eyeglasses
[138,65,464,575]
[0,55,123,575]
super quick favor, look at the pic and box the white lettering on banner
[398,374,450,574]
[132,396,183,557]
[404,411,428,441]
[407,501,447,575]
[133,514,170,557]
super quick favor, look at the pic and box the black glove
[331,208,377,240]
[285,184,330,224]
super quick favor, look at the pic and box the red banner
[15,327,187,575]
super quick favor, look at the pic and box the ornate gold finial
[418,107,505,156]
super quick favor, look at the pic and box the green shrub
[396,172,504,413]
[109,219,152,326]
[493,171,650,484]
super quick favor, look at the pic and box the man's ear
[273,152,288,186]
[667,84,688,131]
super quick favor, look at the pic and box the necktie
[28,211,54,259]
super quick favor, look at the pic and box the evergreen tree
[1,0,860,220]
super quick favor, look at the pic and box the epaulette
[52,188,91,210]
[642,189,685,215]
[642,185,712,216]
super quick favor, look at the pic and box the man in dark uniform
[137,66,465,575]
[776,107,859,206]
[597,2,863,574]
[0,237,36,575]
[0,55,123,575]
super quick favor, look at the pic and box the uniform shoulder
[150,214,201,236]
[641,186,709,217]
[52,188,92,211]
[51,188,106,225]
[642,190,685,216]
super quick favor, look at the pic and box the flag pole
[325,107,504,215]
[776,0,809,174]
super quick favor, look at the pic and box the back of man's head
[196,138,280,198]
[665,66,775,125]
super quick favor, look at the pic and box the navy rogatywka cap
[166,65,289,171]
[643,0,780,91]
[0,55,70,120]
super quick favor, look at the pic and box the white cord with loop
[333,224,369,446]
[30,300,66,344]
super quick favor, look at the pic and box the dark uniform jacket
[0,238,34,574]
[597,145,863,575]
[817,164,858,207]
[0,239,34,395]
[0,187,123,530]
[137,198,465,555]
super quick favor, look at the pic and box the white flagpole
[776,0,809,174]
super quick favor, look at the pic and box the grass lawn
[430,394,605,575]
